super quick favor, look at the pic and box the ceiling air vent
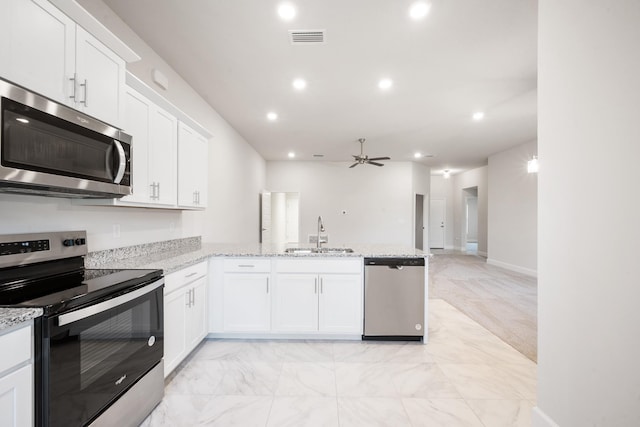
[289,29,326,45]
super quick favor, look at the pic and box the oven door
[38,279,163,427]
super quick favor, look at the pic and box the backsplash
[85,236,201,268]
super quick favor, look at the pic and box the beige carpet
[429,252,538,362]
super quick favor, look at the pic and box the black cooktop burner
[0,257,162,315]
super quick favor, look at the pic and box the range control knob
[62,239,75,247]
[74,238,86,246]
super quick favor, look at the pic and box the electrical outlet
[112,224,121,238]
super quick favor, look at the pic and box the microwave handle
[57,278,164,326]
[113,140,127,184]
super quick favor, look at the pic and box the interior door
[260,192,272,243]
[414,194,427,250]
[429,198,445,249]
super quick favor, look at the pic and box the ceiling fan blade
[349,162,359,168]
[368,157,390,161]
[368,161,385,167]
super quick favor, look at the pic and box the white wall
[0,0,266,251]
[266,161,430,246]
[451,166,488,255]
[535,1,640,426]
[487,140,538,276]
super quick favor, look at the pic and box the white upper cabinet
[0,0,75,105]
[0,0,126,127]
[178,122,209,209]
[122,87,177,206]
[74,26,125,127]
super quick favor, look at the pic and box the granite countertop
[0,307,43,332]
[87,240,428,275]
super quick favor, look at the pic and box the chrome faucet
[316,216,325,249]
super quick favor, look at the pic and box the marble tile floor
[141,299,536,427]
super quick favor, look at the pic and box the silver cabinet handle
[69,73,78,101]
[186,289,191,307]
[266,277,269,293]
[113,140,126,184]
[185,272,199,278]
[238,264,255,268]
[80,79,88,106]
[58,278,164,326]
[150,183,156,199]
[157,182,161,200]
[191,288,195,307]
[320,277,323,294]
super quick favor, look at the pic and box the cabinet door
[122,88,151,203]
[274,274,318,332]
[0,364,33,427]
[164,288,188,377]
[186,277,208,351]
[0,0,75,105]
[149,105,178,206]
[75,26,125,126]
[319,274,363,333]
[223,274,271,331]
[178,122,208,208]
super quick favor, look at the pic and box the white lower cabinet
[274,273,362,334]
[222,259,271,332]
[274,274,318,332]
[209,257,363,338]
[163,261,208,377]
[0,324,33,427]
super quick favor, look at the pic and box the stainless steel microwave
[0,78,132,198]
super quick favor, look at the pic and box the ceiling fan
[349,138,391,168]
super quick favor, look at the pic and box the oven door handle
[57,278,164,326]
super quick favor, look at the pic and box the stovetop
[0,231,163,316]
[0,258,163,315]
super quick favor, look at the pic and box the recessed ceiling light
[16,118,29,124]
[288,151,296,158]
[472,111,485,121]
[267,112,278,121]
[293,78,307,90]
[414,152,423,158]
[378,78,393,90]
[409,2,431,20]
[278,3,296,21]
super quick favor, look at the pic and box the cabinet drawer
[0,324,32,374]
[165,261,208,294]
[223,258,271,273]
[276,258,362,274]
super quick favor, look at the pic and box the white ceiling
[102,0,537,173]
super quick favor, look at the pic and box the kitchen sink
[284,247,354,254]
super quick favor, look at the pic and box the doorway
[429,198,445,249]
[414,194,427,250]
[260,192,299,244]
[463,187,478,254]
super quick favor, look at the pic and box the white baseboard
[477,250,488,257]
[207,332,362,341]
[531,407,560,427]
[487,258,537,277]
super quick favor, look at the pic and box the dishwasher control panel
[364,257,425,266]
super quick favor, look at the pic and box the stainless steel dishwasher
[363,257,426,341]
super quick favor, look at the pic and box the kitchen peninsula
[85,237,429,377]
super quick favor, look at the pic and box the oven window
[45,286,162,427]
[80,301,150,389]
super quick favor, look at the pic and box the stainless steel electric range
[0,231,164,427]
